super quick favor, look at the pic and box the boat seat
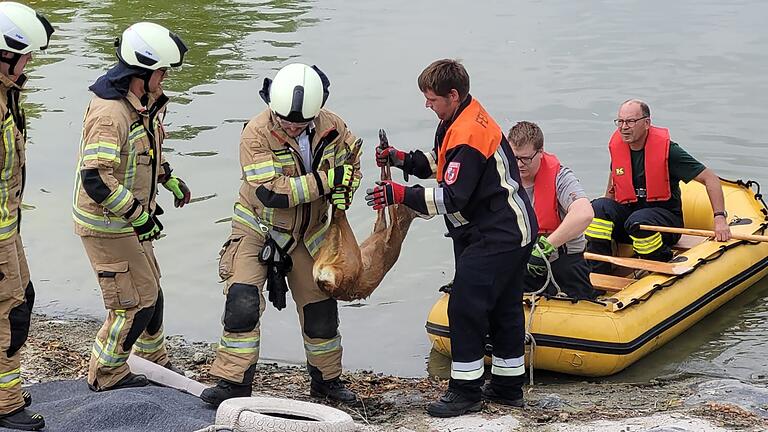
[590,273,636,292]
[672,234,706,250]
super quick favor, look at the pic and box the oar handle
[639,225,768,243]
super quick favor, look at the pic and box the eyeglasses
[278,118,311,129]
[614,116,648,127]
[515,150,541,166]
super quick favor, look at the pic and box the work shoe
[88,372,150,392]
[642,245,673,263]
[426,390,482,418]
[200,380,252,407]
[0,407,45,431]
[310,377,357,403]
[22,390,31,407]
[482,385,524,407]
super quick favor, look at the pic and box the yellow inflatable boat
[425,179,768,377]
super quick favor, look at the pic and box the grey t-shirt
[524,166,588,258]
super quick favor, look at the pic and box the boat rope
[524,243,566,386]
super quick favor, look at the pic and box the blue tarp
[0,380,216,432]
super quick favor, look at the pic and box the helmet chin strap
[0,52,22,76]
[138,69,154,106]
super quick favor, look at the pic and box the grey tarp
[0,380,216,431]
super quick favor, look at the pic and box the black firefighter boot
[200,363,257,407]
[308,364,357,403]
[88,372,150,392]
[427,389,483,418]
[0,407,45,431]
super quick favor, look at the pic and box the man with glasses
[508,121,601,299]
[586,99,731,273]
[201,63,361,407]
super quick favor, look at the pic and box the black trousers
[524,252,601,300]
[448,232,532,400]
[587,198,682,273]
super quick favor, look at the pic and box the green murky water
[19,0,768,378]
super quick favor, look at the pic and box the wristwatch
[713,211,728,218]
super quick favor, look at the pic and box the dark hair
[507,121,544,151]
[417,59,470,100]
[622,99,651,118]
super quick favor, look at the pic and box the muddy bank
[20,314,768,431]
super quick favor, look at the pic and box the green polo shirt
[630,141,706,214]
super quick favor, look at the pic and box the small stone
[192,353,207,364]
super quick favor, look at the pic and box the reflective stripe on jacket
[533,152,561,234]
[73,91,170,237]
[609,126,671,204]
[0,74,28,242]
[234,108,361,256]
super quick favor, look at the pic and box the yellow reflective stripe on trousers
[133,332,165,353]
[218,336,260,354]
[451,358,485,381]
[0,368,21,389]
[490,355,525,377]
[630,232,663,254]
[585,217,614,241]
[243,161,276,183]
[92,310,129,367]
[304,335,341,356]
[102,185,133,215]
[82,141,120,164]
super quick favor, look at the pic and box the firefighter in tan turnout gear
[73,22,191,393]
[201,63,361,406]
[0,3,53,430]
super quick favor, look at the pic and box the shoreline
[21,313,767,431]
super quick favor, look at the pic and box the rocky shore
[21,314,768,431]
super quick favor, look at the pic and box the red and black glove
[375,145,406,168]
[365,180,405,210]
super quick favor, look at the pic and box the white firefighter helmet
[0,2,54,54]
[262,63,330,123]
[116,22,187,70]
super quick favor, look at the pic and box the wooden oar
[584,252,693,275]
[639,224,768,243]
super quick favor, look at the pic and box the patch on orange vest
[615,167,625,176]
[445,162,461,185]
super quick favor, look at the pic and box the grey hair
[622,99,651,117]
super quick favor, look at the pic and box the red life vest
[436,98,501,183]
[609,126,671,204]
[533,152,561,234]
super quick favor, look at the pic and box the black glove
[131,211,161,242]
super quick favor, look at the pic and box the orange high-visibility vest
[533,152,561,234]
[609,126,671,204]
[437,98,501,182]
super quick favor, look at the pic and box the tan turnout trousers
[81,235,169,389]
[0,235,30,414]
[210,229,343,383]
